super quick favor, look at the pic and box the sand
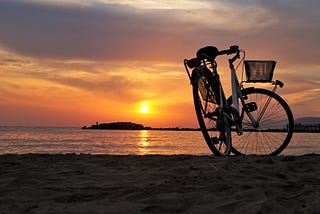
[0,154,319,214]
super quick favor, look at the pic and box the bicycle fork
[229,63,245,135]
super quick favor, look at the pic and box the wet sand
[0,154,319,213]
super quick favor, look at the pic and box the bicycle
[184,45,294,156]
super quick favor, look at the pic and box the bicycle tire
[192,68,231,156]
[227,88,294,155]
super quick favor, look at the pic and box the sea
[0,126,319,156]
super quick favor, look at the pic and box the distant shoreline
[82,128,319,133]
[82,121,320,133]
[83,128,203,131]
[82,125,201,131]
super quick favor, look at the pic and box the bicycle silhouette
[184,45,294,155]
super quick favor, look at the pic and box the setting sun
[140,104,149,113]
[0,0,319,128]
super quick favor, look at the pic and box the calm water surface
[0,126,319,155]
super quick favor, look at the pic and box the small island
[82,122,200,131]
[82,122,149,130]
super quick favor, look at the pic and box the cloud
[26,0,212,10]
[0,0,188,61]
[1,0,319,119]
[3,0,318,63]
[0,48,188,105]
[1,1,319,126]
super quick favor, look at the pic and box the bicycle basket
[244,60,276,82]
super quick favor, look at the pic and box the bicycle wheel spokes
[193,74,231,156]
[231,131,289,155]
[230,88,293,155]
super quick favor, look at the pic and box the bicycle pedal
[244,102,257,112]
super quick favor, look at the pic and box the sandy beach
[0,154,319,214]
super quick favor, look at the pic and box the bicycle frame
[184,52,258,134]
[229,54,288,130]
[228,56,258,130]
[184,45,294,156]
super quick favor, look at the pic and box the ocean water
[0,126,319,155]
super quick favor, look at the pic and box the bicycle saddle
[196,46,219,60]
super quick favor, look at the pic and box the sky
[0,0,319,128]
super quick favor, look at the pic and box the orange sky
[0,0,319,127]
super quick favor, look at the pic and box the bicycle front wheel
[228,88,294,155]
[192,70,231,156]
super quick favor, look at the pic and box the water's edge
[0,127,319,155]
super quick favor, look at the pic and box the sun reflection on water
[138,130,150,155]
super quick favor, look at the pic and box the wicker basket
[244,60,276,82]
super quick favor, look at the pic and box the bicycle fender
[191,66,211,85]
[190,67,202,85]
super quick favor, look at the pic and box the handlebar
[196,45,240,61]
[187,45,241,69]
[218,45,239,56]
[217,45,241,64]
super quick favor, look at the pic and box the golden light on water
[138,130,150,155]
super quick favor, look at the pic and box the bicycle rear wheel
[228,88,294,155]
[192,69,231,156]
